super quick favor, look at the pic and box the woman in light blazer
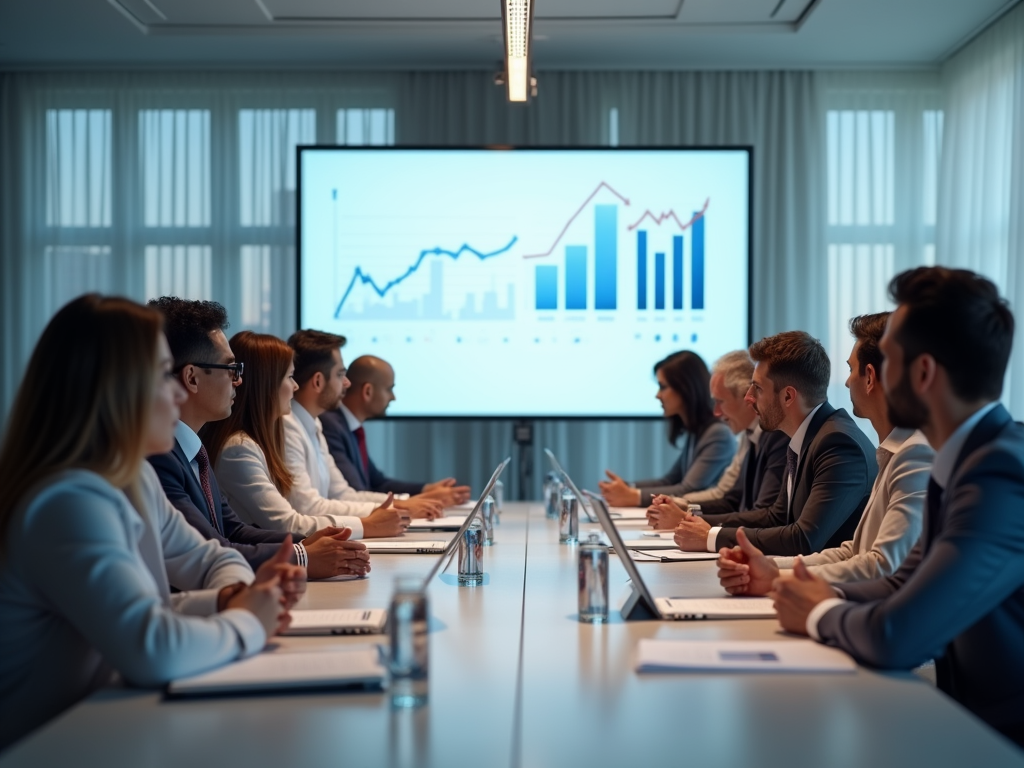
[0,295,289,750]
[599,350,735,507]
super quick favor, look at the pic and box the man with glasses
[147,297,371,580]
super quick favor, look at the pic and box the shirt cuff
[806,597,847,641]
[220,608,268,658]
[706,526,722,553]
[343,518,364,540]
[293,542,308,568]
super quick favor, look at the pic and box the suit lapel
[793,402,836,493]
[929,404,1013,549]
[172,439,219,528]
[342,417,369,487]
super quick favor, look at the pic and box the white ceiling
[0,0,1018,70]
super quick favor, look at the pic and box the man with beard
[669,330,877,556]
[711,311,933,590]
[770,267,1024,747]
[283,331,442,522]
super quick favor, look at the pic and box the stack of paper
[636,639,856,673]
[168,645,386,696]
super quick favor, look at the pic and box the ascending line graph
[332,237,519,319]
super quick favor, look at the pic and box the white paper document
[450,500,478,511]
[630,549,719,562]
[168,646,386,696]
[636,639,856,674]
[408,516,468,530]
[617,532,683,550]
[655,596,777,618]
[608,506,649,520]
[282,608,388,635]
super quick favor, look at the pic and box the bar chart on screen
[299,148,749,416]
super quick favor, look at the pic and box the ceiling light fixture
[501,0,534,103]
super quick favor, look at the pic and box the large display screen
[298,147,750,417]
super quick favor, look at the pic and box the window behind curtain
[39,98,395,342]
[823,93,942,427]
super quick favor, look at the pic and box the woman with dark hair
[599,350,735,508]
[203,331,403,539]
[0,295,291,750]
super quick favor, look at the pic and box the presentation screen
[298,147,750,418]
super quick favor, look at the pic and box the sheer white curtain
[937,3,1024,414]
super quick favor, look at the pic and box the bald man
[319,355,471,508]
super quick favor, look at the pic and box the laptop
[543,448,599,523]
[583,491,776,622]
[419,457,510,589]
[363,540,450,554]
[407,516,468,531]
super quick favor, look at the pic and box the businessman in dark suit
[670,331,877,556]
[770,267,1024,746]
[320,355,470,507]
[147,297,371,580]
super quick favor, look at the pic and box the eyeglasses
[180,361,244,382]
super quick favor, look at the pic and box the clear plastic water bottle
[480,494,496,546]
[559,488,578,544]
[546,474,564,520]
[578,533,609,623]
[388,575,429,708]
[458,519,485,585]
[492,479,504,522]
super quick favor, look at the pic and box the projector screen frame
[295,144,754,421]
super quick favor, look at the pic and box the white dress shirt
[283,402,394,520]
[806,402,999,640]
[340,402,362,431]
[774,428,933,582]
[214,430,367,539]
[706,407,822,552]
[0,464,264,748]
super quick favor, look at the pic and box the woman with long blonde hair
[202,331,403,539]
[0,295,289,750]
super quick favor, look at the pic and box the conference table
[3,503,1022,768]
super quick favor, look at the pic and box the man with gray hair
[647,350,788,529]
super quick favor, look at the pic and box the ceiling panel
[678,0,815,25]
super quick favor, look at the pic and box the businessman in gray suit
[771,267,1024,746]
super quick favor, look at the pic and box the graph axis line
[333,236,519,319]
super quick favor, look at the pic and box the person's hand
[362,493,408,538]
[672,513,713,551]
[716,527,779,596]
[395,495,443,520]
[302,526,371,579]
[770,557,840,635]
[421,478,472,507]
[226,573,289,637]
[597,470,642,507]
[254,535,306,609]
[646,495,687,529]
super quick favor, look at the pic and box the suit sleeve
[816,449,1024,669]
[369,458,426,496]
[707,431,872,556]
[638,426,737,505]
[147,453,287,571]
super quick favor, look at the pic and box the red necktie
[195,446,222,534]
[353,426,370,478]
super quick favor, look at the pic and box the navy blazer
[320,408,423,495]
[148,440,289,570]
[703,402,877,556]
[818,404,1024,743]
[697,428,789,515]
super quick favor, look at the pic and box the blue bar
[654,252,665,310]
[692,213,705,310]
[594,205,617,309]
[565,245,587,310]
[535,265,558,310]
[637,230,647,310]
[673,236,684,310]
